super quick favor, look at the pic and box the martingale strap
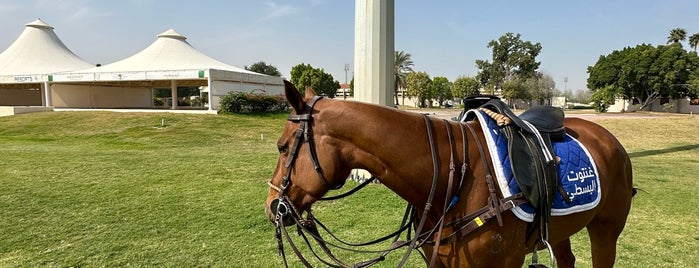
[397,114,441,267]
[429,119,459,267]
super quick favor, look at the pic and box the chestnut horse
[265,81,634,267]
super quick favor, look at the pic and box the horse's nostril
[270,199,279,215]
[270,199,290,217]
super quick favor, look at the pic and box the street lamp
[344,64,350,99]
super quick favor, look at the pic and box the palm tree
[667,28,687,45]
[394,51,414,106]
[689,33,699,52]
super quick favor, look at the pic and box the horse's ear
[304,86,318,99]
[284,80,305,113]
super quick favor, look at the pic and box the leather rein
[268,97,526,267]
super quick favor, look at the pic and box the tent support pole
[43,81,51,107]
[207,75,213,111]
[171,80,177,110]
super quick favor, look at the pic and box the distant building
[0,20,282,111]
[608,96,699,114]
[336,83,351,98]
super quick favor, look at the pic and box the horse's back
[563,117,633,196]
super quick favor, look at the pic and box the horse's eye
[278,144,288,154]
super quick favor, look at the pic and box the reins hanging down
[269,96,529,267]
[269,96,424,267]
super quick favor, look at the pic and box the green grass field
[0,111,697,267]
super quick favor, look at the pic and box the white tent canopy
[0,19,93,78]
[62,29,259,75]
[51,29,283,110]
[0,19,93,106]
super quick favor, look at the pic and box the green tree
[405,71,432,108]
[689,33,699,52]
[571,89,592,104]
[587,43,699,110]
[394,51,414,105]
[475,60,495,94]
[349,77,355,97]
[689,69,699,96]
[452,76,481,99]
[290,63,341,98]
[431,76,452,107]
[590,85,622,113]
[244,61,282,76]
[667,28,687,45]
[529,73,557,105]
[501,74,558,107]
[501,79,530,104]
[475,32,542,98]
[290,63,315,94]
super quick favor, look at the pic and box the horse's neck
[324,102,445,208]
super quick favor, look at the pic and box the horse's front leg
[552,238,576,268]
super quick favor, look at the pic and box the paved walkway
[54,108,217,114]
[405,107,687,121]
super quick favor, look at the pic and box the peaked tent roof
[67,29,260,75]
[0,19,93,76]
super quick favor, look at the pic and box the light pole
[344,63,350,99]
[564,77,569,107]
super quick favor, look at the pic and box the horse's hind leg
[552,238,576,268]
[586,215,629,268]
[587,184,633,267]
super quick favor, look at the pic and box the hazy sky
[1,0,698,91]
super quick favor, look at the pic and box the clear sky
[1,0,698,92]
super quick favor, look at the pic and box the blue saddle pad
[465,110,601,222]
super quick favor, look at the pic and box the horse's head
[265,81,351,225]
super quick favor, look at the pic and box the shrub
[177,98,190,107]
[219,91,289,114]
[567,103,593,109]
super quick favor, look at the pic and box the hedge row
[218,91,289,114]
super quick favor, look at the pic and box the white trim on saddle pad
[462,110,602,222]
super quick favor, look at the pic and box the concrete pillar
[354,0,395,107]
[170,80,178,109]
[43,81,51,107]
[351,0,395,182]
[207,76,213,111]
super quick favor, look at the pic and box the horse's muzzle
[266,199,296,226]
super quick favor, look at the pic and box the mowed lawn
[0,111,697,267]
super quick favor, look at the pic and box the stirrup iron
[529,239,556,268]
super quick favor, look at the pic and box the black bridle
[268,96,428,267]
[268,95,329,267]
[268,96,340,222]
